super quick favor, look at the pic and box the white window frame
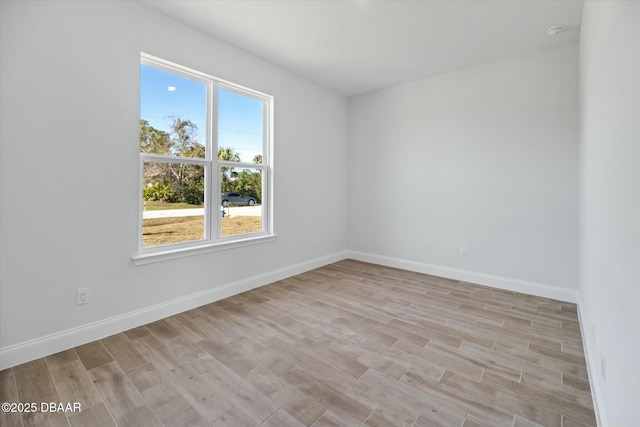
[134,53,275,265]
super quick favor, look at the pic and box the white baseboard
[0,250,348,370]
[347,250,579,303]
[577,300,607,427]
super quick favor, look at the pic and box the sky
[140,64,263,163]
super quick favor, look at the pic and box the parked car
[221,192,256,207]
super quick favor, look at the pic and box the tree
[218,147,240,192]
[139,119,171,154]
[140,120,172,187]
[233,169,262,203]
[169,117,204,158]
[166,118,204,190]
[218,147,240,162]
[140,118,205,204]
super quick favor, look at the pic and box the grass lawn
[143,200,203,211]
[142,215,262,247]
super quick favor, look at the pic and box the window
[136,54,273,263]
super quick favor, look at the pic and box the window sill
[133,234,277,266]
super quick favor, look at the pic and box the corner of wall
[576,297,608,427]
[347,250,579,303]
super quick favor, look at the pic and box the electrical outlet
[460,247,468,258]
[600,354,606,383]
[77,287,90,305]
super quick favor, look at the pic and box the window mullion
[263,94,272,235]
[218,161,265,170]
[140,153,207,166]
[210,80,220,241]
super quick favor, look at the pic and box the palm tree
[218,147,240,189]
[218,147,240,162]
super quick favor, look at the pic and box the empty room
[0,1,638,426]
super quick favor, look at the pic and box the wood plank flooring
[0,260,596,426]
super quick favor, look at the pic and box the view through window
[139,55,271,253]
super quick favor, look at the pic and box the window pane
[142,161,205,247]
[218,88,263,164]
[140,65,206,157]
[220,167,263,237]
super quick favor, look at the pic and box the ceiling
[140,0,583,96]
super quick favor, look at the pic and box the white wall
[348,44,579,298]
[579,1,640,426]
[0,0,348,368]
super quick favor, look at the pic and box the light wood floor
[0,260,596,427]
